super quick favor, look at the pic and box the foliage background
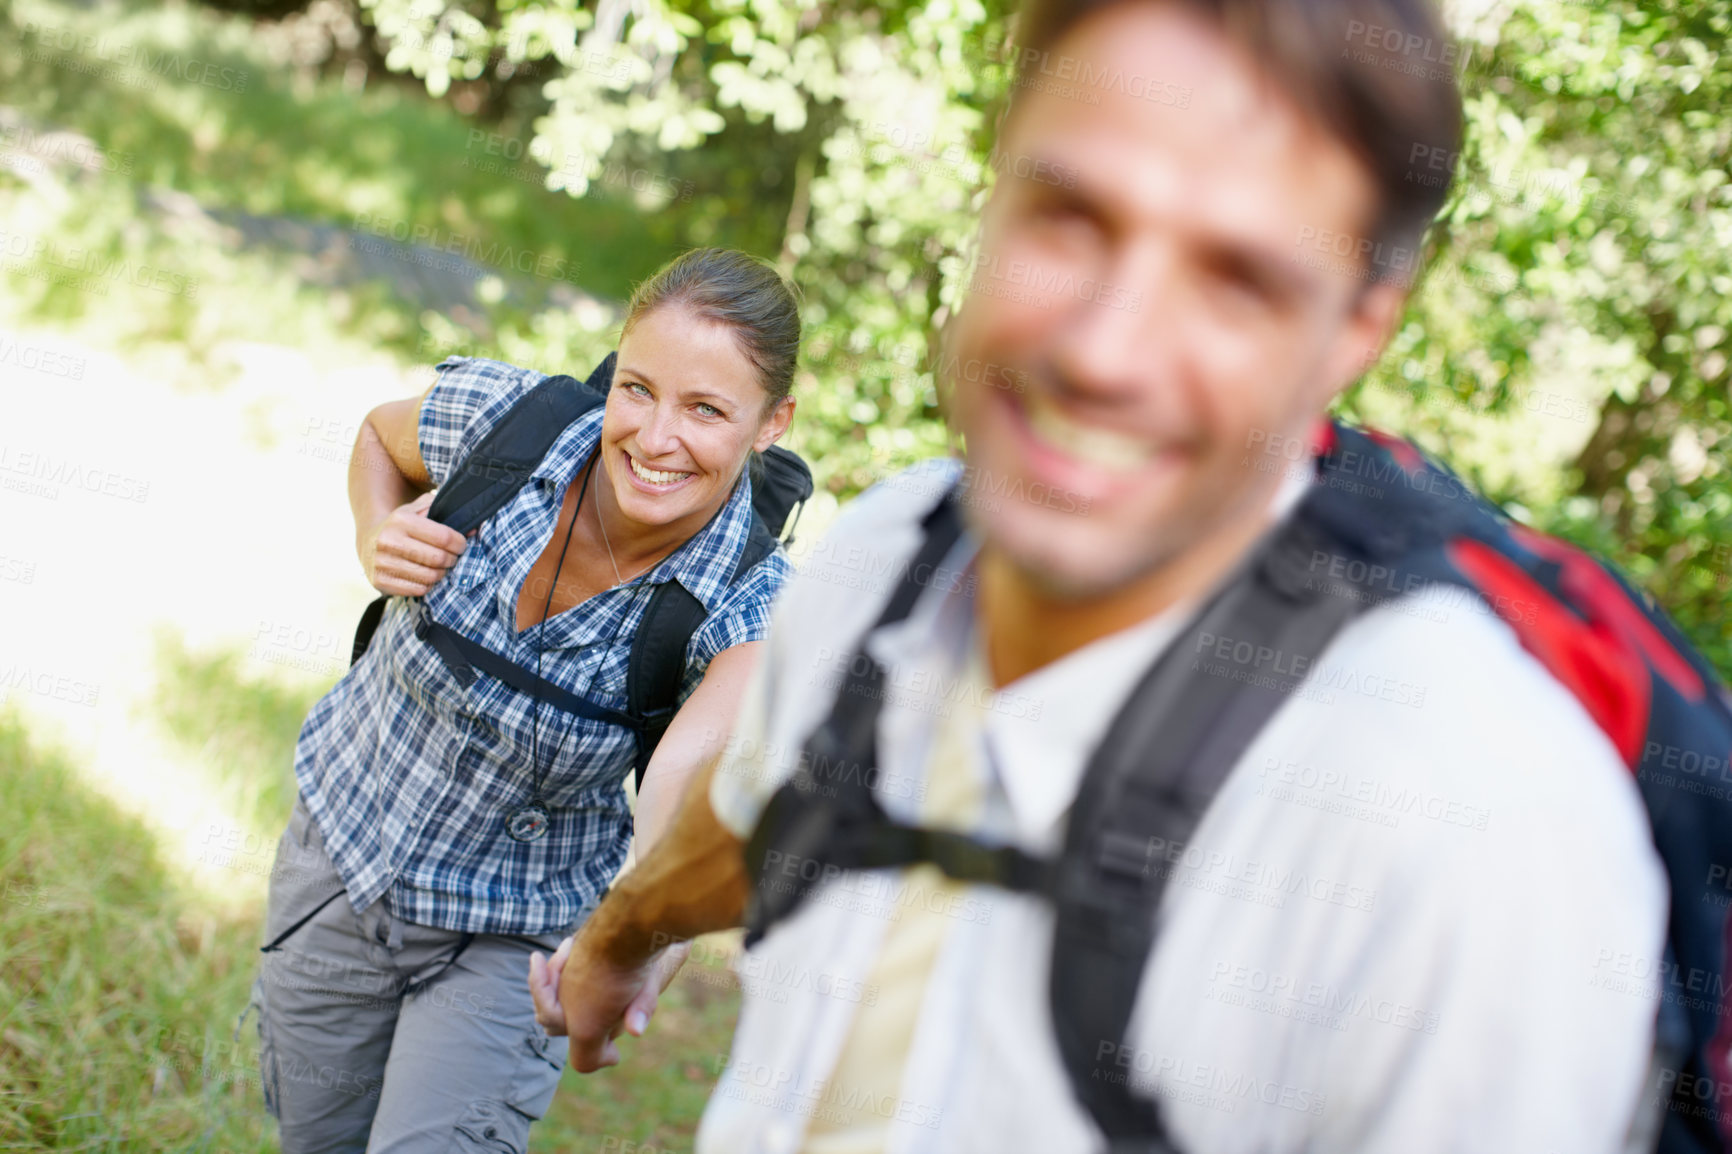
[4,0,1725,668]
[323,0,1732,674]
[0,0,1726,1148]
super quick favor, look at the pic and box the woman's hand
[624,941,692,1036]
[359,490,467,596]
[529,935,575,1036]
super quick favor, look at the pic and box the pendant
[505,802,552,843]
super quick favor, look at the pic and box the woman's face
[601,301,794,534]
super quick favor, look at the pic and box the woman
[248,248,798,1154]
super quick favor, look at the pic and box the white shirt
[701,457,1667,1154]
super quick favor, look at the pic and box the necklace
[506,454,597,844]
[594,483,657,587]
[506,455,666,843]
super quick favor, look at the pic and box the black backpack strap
[742,489,969,944]
[623,474,787,795]
[412,605,639,731]
[351,595,390,667]
[732,515,778,583]
[427,353,615,534]
[350,354,616,668]
[1048,506,1372,1146]
[625,580,709,792]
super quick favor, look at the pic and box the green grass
[0,712,275,1152]
[0,707,744,1152]
[0,633,743,1153]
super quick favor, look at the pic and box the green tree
[1344,0,1732,674]
[357,0,1730,674]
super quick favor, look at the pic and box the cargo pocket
[523,1027,564,1079]
[247,976,282,1119]
[260,797,346,955]
[452,1099,532,1153]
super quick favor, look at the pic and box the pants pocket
[523,1022,564,1078]
[261,798,346,954]
[452,1099,533,1153]
[248,976,281,1119]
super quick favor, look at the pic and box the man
[531,0,1671,1149]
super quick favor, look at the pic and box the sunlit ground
[2,322,407,886]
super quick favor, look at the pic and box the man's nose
[1049,248,1167,401]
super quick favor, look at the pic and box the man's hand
[533,930,691,1070]
[359,490,467,596]
[526,750,750,1067]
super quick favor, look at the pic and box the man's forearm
[587,755,750,968]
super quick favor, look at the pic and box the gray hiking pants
[246,796,569,1154]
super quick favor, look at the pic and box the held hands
[360,491,467,597]
[528,933,692,1071]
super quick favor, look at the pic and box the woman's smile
[623,449,697,492]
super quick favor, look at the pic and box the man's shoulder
[791,457,965,585]
[1304,581,1642,817]
[757,456,967,719]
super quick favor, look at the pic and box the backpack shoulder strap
[1048,502,1375,1145]
[624,580,709,793]
[624,482,783,793]
[350,353,615,668]
[740,514,778,581]
[428,351,616,534]
[742,490,970,943]
[1050,425,1486,1144]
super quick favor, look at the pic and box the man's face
[945,1,1403,599]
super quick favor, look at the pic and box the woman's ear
[752,396,795,454]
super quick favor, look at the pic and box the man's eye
[1206,261,1277,308]
[1030,200,1084,228]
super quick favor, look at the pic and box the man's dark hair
[1014,0,1464,282]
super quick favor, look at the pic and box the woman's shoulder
[427,356,549,417]
[419,357,553,486]
[706,540,794,620]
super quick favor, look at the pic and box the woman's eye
[622,381,650,398]
[697,403,722,418]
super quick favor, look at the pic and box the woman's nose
[636,405,681,456]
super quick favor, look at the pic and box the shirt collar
[865,459,1316,842]
[531,407,754,616]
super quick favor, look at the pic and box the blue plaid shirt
[294,356,792,934]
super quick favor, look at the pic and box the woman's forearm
[349,406,426,552]
[632,641,764,854]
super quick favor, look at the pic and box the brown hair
[1013,0,1464,283]
[623,248,802,410]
